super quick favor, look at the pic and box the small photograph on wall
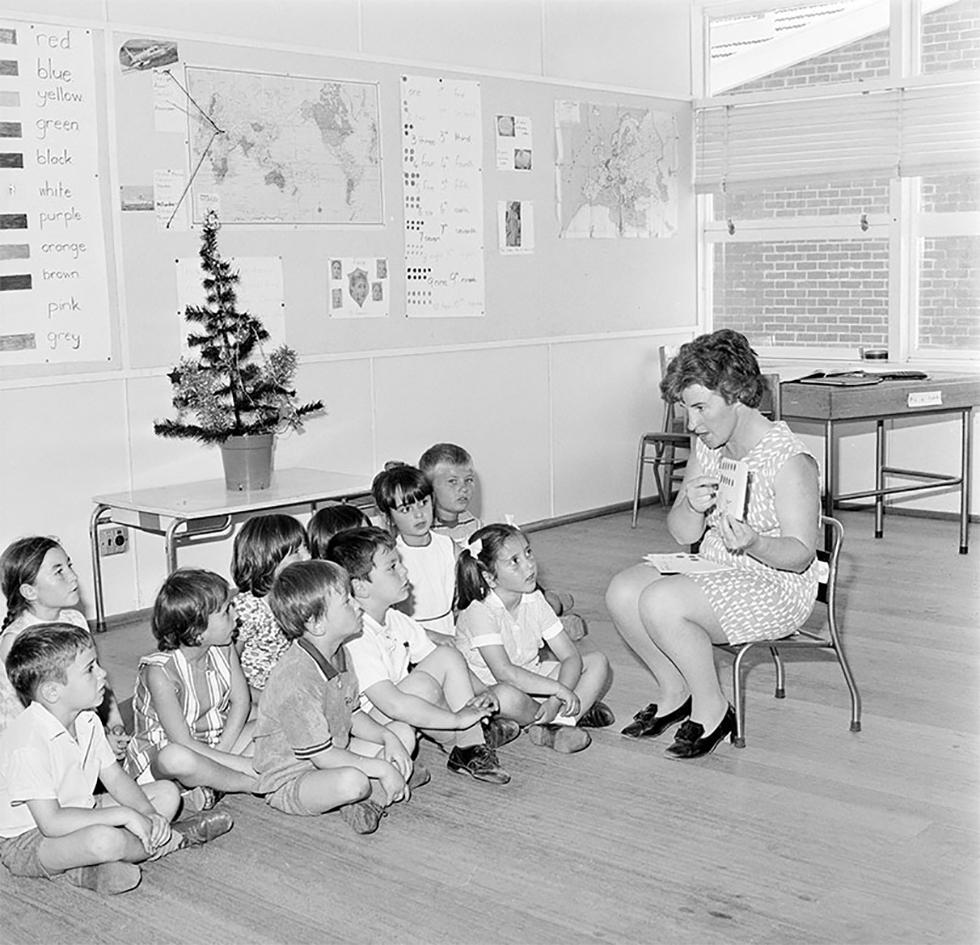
[497,200,534,254]
[119,38,179,73]
[328,257,388,318]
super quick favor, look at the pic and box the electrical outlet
[98,525,129,556]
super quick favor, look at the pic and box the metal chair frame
[715,515,863,748]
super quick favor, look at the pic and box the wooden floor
[3,508,977,945]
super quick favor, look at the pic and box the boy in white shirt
[0,623,232,894]
[325,527,516,785]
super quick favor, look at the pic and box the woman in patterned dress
[605,330,820,759]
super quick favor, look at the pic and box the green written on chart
[0,18,111,364]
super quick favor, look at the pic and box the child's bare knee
[145,779,181,817]
[155,743,197,780]
[335,767,371,803]
[84,825,128,863]
[584,650,610,675]
[408,670,443,704]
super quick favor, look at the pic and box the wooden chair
[631,368,783,528]
[631,346,687,527]
[715,514,862,748]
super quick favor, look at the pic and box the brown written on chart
[0,18,111,364]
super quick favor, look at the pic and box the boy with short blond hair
[325,527,515,784]
[255,559,420,835]
[0,623,232,895]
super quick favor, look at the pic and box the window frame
[693,0,980,365]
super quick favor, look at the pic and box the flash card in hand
[716,457,749,521]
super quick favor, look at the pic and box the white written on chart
[0,19,111,364]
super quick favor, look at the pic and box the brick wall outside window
[919,235,980,348]
[714,180,890,221]
[922,0,980,73]
[728,31,889,94]
[713,240,889,348]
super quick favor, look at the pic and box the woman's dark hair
[268,559,351,641]
[660,329,765,408]
[231,514,308,596]
[1,536,62,630]
[308,505,372,560]
[455,523,525,611]
[371,463,432,519]
[151,569,231,651]
[325,527,396,583]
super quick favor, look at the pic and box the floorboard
[2,508,977,944]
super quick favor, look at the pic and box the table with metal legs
[781,375,979,554]
[89,468,371,631]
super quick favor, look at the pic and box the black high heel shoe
[620,697,692,739]
[664,704,735,759]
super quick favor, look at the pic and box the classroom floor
[4,507,978,945]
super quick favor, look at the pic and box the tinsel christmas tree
[155,211,322,444]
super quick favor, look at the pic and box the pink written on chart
[0,19,111,364]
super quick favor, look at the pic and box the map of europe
[185,67,382,225]
[555,101,678,239]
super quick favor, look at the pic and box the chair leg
[731,644,754,748]
[770,647,786,698]
[662,443,676,505]
[833,644,863,733]
[631,439,646,528]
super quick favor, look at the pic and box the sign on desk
[908,391,943,408]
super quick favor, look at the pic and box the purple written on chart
[0,19,111,364]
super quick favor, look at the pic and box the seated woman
[605,329,820,759]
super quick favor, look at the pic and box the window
[696,0,980,361]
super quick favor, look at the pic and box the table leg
[961,408,972,555]
[824,419,836,548]
[875,419,885,539]
[89,504,110,633]
[164,518,184,573]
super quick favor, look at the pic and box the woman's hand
[683,476,719,514]
[718,515,760,553]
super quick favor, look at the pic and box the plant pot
[220,434,274,491]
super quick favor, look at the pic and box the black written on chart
[0,19,110,364]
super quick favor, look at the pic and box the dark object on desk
[797,371,883,387]
[797,370,930,387]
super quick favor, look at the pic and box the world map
[185,67,382,225]
[555,101,678,239]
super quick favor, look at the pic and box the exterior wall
[922,0,980,73]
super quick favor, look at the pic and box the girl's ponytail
[454,523,523,611]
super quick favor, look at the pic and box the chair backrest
[760,373,782,421]
[659,345,684,433]
[817,514,842,609]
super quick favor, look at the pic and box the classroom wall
[0,0,697,620]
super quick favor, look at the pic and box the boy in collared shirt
[255,559,419,835]
[0,623,232,894]
[325,527,514,785]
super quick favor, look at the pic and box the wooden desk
[89,468,372,632]
[781,375,980,554]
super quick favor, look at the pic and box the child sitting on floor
[326,527,517,784]
[0,623,232,895]
[308,504,372,560]
[125,569,259,810]
[231,514,310,700]
[0,536,129,758]
[454,524,615,753]
[372,463,457,645]
[419,443,586,640]
[255,559,421,835]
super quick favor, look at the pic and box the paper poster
[401,74,484,317]
[175,256,285,352]
[497,200,534,254]
[0,19,112,364]
[643,554,732,574]
[495,114,532,171]
[153,168,188,230]
[328,257,389,318]
[153,69,186,133]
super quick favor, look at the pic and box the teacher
[605,329,820,759]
